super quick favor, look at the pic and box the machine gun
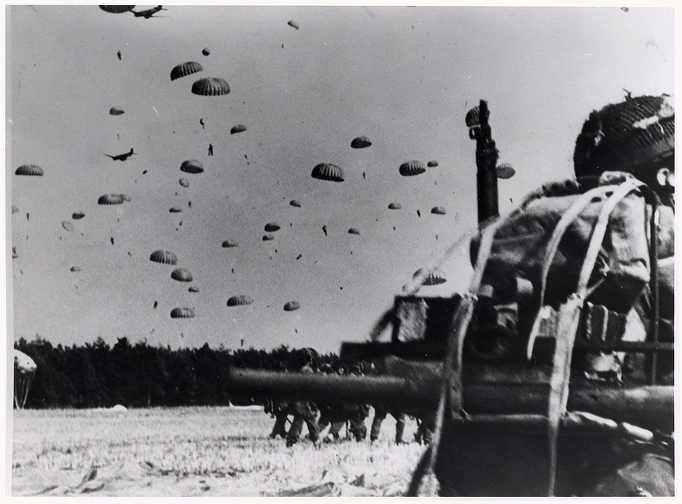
[226,101,674,496]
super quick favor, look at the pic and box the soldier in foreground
[430,93,674,496]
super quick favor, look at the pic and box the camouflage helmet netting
[574,94,674,180]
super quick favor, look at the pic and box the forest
[13,337,340,409]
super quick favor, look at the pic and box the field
[11,406,438,497]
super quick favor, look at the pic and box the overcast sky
[6,5,675,353]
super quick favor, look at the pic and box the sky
[5,5,675,354]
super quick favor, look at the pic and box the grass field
[11,406,438,496]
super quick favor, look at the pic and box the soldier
[285,364,321,447]
[345,363,369,441]
[370,406,406,444]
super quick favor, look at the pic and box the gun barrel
[228,368,673,432]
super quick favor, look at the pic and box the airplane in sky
[131,5,166,19]
[103,148,136,161]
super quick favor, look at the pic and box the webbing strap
[525,185,617,359]
[546,180,641,495]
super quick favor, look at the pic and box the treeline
[14,336,339,409]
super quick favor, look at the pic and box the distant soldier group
[263,357,434,447]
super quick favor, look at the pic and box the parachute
[171,268,193,282]
[72,212,85,220]
[13,349,36,409]
[12,205,19,214]
[191,77,230,96]
[399,161,426,177]
[388,202,402,210]
[15,165,44,176]
[170,61,203,81]
[427,160,439,167]
[70,266,81,272]
[348,227,361,235]
[351,136,372,149]
[109,107,124,116]
[264,222,281,232]
[99,6,134,14]
[12,247,18,259]
[62,221,73,231]
[179,178,190,188]
[150,250,178,265]
[188,286,200,293]
[180,159,204,174]
[222,240,239,248]
[263,234,275,241]
[465,105,481,128]
[312,163,344,182]
[170,307,195,319]
[287,20,300,30]
[496,163,516,179]
[413,267,447,286]
[230,124,247,134]
[284,301,300,311]
[290,199,302,208]
[431,206,446,215]
[169,207,182,213]
[202,47,211,56]
[98,194,128,205]
[227,295,254,307]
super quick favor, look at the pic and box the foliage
[13,337,339,409]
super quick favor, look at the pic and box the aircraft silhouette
[131,5,166,18]
[104,148,136,161]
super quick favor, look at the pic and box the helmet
[573,94,674,192]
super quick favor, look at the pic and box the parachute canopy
[351,136,372,149]
[179,178,189,188]
[70,266,81,272]
[171,268,193,282]
[12,205,19,214]
[109,107,124,116]
[230,124,247,134]
[290,199,302,208]
[202,47,211,56]
[180,159,204,174]
[150,250,178,265]
[171,307,195,319]
[16,165,44,176]
[98,194,128,205]
[62,221,73,231]
[312,163,344,182]
[496,163,516,180]
[188,286,200,293]
[431,206,446,215]
[348,227,360,235]
[222,240,238,248]
[427,160,439,167]
[191,77,230,96]
[12,247,18,259]
[264,222,280,232]
[465,105,481,128]
[388,202,402,210]
[14,350,36,372]
[413,267,447,286]
[170,61,203,81]
[284,301,300,311]
[169,207,182,213]
[227,295,254,307]
[99,6,134,14]
[72,212,85,220]
[262,234,275,241]
[399,161,426,177]
[287,20,300,30]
